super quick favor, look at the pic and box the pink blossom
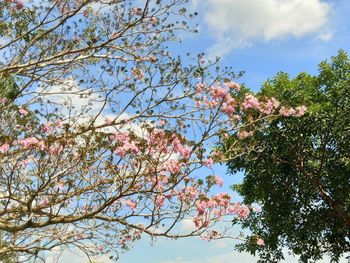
[214,176,224,187]
[204,158,214,168]
[182,186,198,201]
[14,0,24,9]
[0,143,10,153]
[0,97,7,104]
[227,202,250,219]
[163,160,182,174]
[19,108,29,115]
[155,195,165,208]
[257,238,265,246]
[159,119,166,126]
[193,216,203,228]
[221,103,235,115]
[55,120,63,128]
[49,145,63,155]
[210,86,227,99]
[196,200,207,216]
[295,105,307,116]
[41,198,49,206]
[280,106,296,116]
[37,141,46,151]
[56,182,64,190]
[130,7,143,16]
[242,94,260,110]
[260,99,274,114]
[172,137,191,159]
[180,146,191,159]
[17,137,39,148]
[42,122,54,133]
[237,131,253,139]
[196,82,205,93]
[124,199,137,210]
[212,192,231,207]
[21,158,31,167]
[271,97,280,109]
[206,99,219,108]
[224,81,241,91]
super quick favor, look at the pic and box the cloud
[202,0,332,57]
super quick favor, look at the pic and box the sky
[44,0,350,262]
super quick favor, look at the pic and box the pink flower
[42,122,54,133]
[196,82,205,93]
[196,200,207,216]
[260,99,275,114]
[221,104,235,115]
[242,94,260,110]
[256,238,265,246]
[55,120,63,128]
[41,198,49,206]
[180,146,191,159]
[49,145,63,155]
[15,1,24,9]
[21,158,31,166]
[155,195,165,208]
[210,86,227,99]
[172,137,191,159]
[193,216,203,228]
[163,160,182,174]
[19,108,29,115]
[224,81,241,91]
[17,137,39,148]
[37,141,46,151]
[280,106,296,116]
[0,143,10,153]
[159,119,166,126]
[295,105,307,116]
[214,176,224,187]
[237,131,253,139]
[130,7,143,16]
[124,199,137,210]
[227,202,250,219]
[56,182,64,190]
[204,158,214,168]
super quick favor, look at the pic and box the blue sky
[116,1,349,262]
[48,0,350,262]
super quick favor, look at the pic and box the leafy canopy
[224,50,350,262]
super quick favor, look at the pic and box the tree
[222,50,350,262]
[0,0,296,261]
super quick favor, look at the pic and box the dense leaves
[224,50,350,262]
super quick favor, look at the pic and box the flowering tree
[222,51,349,262]
[0,0,303,261]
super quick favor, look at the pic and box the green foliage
[224,50,350,262]
[0,74,20,100]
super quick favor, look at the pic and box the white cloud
[203,0,332,57]
[180,218,196,232]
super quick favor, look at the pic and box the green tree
[0,74,20,101]
[223,50,350,262]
